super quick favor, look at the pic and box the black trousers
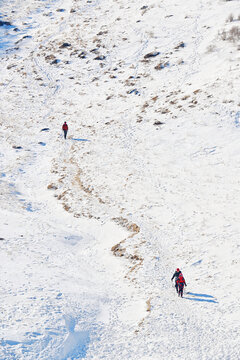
[63,130,68,139]
[178,283,184,296]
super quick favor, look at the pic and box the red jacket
[62,123,68,131]
[177,275,186,285]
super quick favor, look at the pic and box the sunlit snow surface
[0,0,240,359]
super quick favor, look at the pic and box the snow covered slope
[0,0,240,359]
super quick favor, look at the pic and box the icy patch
[62,235,83,246]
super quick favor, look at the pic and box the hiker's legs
[179,284,183,297]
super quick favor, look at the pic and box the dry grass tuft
[111,241,126,257]
[193,89,201,94]
[181,95,190,100]
[141,102,149,112]
[206,44,217,53]
[47,183,58,190]
[146,298,152,312]
[63,203,71,212]
[220,26,240,42]
[156,108,170,114]
[112,217,140,234]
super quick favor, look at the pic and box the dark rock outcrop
[0,20,12,27]
[60,42,71,49]
[144,51,160,59]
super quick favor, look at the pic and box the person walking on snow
[176,274,187,297]
[62,121,68,139]
[171,268,183,293]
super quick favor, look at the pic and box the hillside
[0,0,240,359]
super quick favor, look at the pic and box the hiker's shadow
[71,138,90,142]
[184,292,218,303]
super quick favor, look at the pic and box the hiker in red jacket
[62,121,68,139]
[176,274,187,297]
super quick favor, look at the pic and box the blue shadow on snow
[187,292,214,298]
[60,316,90,359]
[0,340,20,346]
[25,202,37,212]
[191,259,202,266]
[0,20,18,55]
[19,199,38,213]
[235,111,240,127]
[184,292,218,303]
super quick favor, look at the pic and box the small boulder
[45,54,56,61]
[144,51,160,59]
[155,62,169,70]
[47,184,58,190]
[175,42,185,50]
[51,59,61,64]
[94,55,106,60]
[78,51,87,59]
[128,89,140,95]
[60,42,71,48]
[154,121,164,126]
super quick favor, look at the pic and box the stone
[144,51,160,59]
[60,42,71,48]
[94,55,106,60]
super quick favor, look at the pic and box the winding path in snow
[0,0,240,359]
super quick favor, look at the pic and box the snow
[0,0,240,359]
